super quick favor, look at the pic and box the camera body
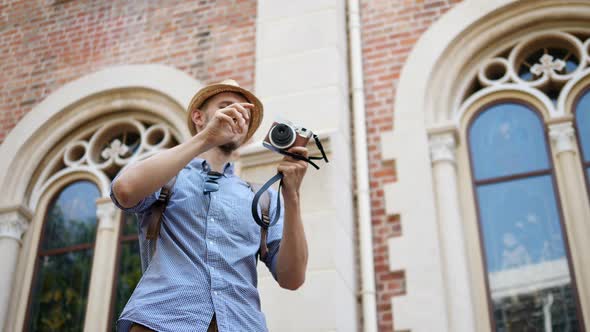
[263,120,312,152]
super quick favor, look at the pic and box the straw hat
[187,79,263,142]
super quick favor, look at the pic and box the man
[110,79,309,332]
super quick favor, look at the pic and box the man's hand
[277,146,309,200]
[198,103,252,148]
[275,146,309,290]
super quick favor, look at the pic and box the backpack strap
[146,176,177,240]
[248,182,272,262]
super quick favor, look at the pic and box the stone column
[84,198,120,332]
[0,207,30,330]
[253,1,356,331]
[428,131,476,332]
[548,122,590,324]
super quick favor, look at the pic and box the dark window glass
[40,182,98,250]
[469,103,550,180]
[27,181,99,332]
[110,213,142,331]
[575,89,589,162]
[468,102,582,331]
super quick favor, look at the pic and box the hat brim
[187,83,263,143]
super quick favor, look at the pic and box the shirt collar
[190,158,235,177]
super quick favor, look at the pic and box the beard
[218,141,239,154]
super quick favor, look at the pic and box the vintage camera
[263,120,312,152]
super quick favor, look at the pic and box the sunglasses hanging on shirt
[203,171,223,194]
[251,120,329,229]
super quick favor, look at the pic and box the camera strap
[251,133,329,228]
[251,172,284,229]
[274,134,329,170]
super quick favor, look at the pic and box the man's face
[197,91,251,153]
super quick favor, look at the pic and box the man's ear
[191,108,205,131]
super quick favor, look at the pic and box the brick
[0,0,257,143]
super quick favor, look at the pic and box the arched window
[575,88,590,195]
[109,212,141,331]
[468,102,582,331]
[24,111,180,330]
[26,181,100,332]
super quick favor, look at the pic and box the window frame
[107,211,140,331]
[573,85,590,206]
[23,180,101,332]
[465,98,585,331]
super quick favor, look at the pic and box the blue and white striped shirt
[110,158,283,332]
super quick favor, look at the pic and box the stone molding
[549,122,577,154]
[429,132,457,164]
[0,208,31,242]
[96,200,118,231]
[392,1,590,331]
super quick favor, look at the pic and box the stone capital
[0,209,30,242]
[429,132,457,164]
[549,122,576,154]
[96,199,118,231]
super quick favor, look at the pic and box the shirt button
[209,240,213,245]
[214,291,218,296]
[210,218,215,222]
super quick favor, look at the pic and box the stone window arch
[0,65,198,332]
[453,29,590,331]
[382,2,590,331]
[21,103,182,332]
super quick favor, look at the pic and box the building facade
[1,0,589,331]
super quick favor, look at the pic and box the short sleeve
[261,187,284,281]
[110,173,161,214]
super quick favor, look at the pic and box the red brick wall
[0,0,257,143]
[360,0,462,330]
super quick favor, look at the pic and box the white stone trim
[549,122,577,154]
[29,166,111,211]
[28,113,178,209]
[0,65,200,332]
[429,132,457,164]
[255,1,356,331]
[388,1,590,331]
[96,200,118,231]
[558,68,590,113]
[0,210,30,242]
[454,84,557,125]
[380,119,449,332]
[396,0,590,126]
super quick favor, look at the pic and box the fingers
[216,113,240,133]
[219,108,246,133]
[237,117,248,135]
[277,164,298,175]
[287,146,309,158]
[232,103,252,123]
[278,159,308,172]
[282,146,309,163]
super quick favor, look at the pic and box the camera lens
[269,123,296,149]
